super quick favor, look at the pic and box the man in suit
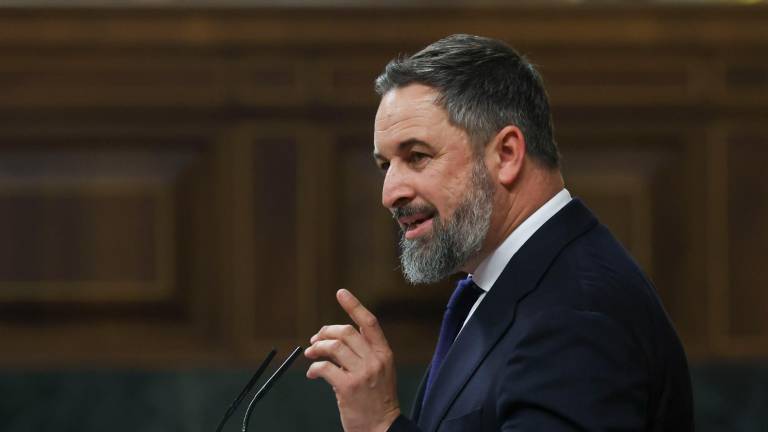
[304,34,693,431]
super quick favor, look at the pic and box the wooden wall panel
[0,130,227,366]
[238,57,308,107]
[0,6,766,365]
[722,58,768,107]
[0,54,233,108]
[724,130,768,351]
[336,134,399,304]
[0,150,189,304]
[0,193,161,295]
[224,123,341,357]
[252,136,299,340]
[543,55,699,107]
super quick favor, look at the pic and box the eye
[408,151,430,166]
[378,161,390,173]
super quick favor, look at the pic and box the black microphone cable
[241,346,303,432]
[213,346,302,432]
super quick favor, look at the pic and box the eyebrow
[372,138,429,162]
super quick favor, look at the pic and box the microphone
[214,346,303,432]
[241,346,303,431]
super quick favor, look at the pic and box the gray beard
[398,161,494,284]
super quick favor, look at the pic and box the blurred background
[0,0,766,431]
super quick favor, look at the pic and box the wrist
[374,407,401,432]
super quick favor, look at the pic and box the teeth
[409,217,427,229]
[403,214,433,231]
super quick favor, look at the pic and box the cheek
[430,171,472,217]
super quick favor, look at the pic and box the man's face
[373,84,494,283]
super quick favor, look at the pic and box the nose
[381,163,415,210]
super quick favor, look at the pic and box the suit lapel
[417,199,597,432]
[410,368,429,421]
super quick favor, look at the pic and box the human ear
[491,125,526,186]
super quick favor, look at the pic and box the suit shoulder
[542,222,659,312]
[514,221,673,358]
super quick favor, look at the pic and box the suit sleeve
[497,308,649,431]
[387,414,422,432]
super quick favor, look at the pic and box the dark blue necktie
[422,277,484,406]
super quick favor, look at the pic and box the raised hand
[305,289,401,432]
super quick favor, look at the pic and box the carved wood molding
[1,6,768,48]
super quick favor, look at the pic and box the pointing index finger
[337,289,389,349]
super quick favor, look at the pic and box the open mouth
[398,211,436,239]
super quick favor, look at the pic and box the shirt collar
[471,189,572,292]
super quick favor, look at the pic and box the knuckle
[346,378,361,392]
[369,358,383,373]
[341,325,356,337]
[314,342,328,354]
[365,313,379,328]
[322,361,336,374]
[307,363,321,377]
[337,381,352,394]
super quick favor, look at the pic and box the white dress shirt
[460,189,573,331]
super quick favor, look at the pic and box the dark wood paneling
[0,6,766,365]
[0,132,223,366]
[253,136,299,340]
[727,132,768,340]
[0,194,157,282]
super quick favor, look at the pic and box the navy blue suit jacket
[389,199,693,431]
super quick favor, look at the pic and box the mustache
[391,204,438,221]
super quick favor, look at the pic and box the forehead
[374,84,449,152]
[375,84,441,126]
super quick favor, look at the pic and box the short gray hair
[375,34,560,168]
